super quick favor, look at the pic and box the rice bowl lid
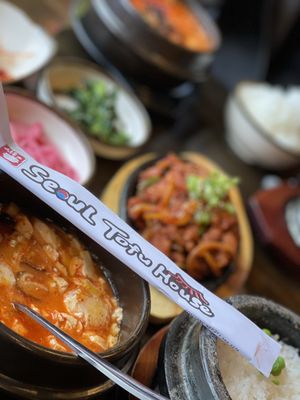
[0,0,56,84]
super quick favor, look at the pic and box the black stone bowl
[0,172,150,399]
[72,0,221,90]
[158,295,300,399]
[119,155,236,293]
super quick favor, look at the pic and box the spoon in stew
[14,303,167,400]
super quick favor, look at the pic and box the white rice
[239,83,300,152]
[218,338,300,400]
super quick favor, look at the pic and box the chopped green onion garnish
[262,328,286,377]
[271,356,286,377]
[194,210,211,225]
[272,378,280,385]
[137,176,160,192]
[222,202,236,214]
[187,171,239,226]
[186,175,202,199]
[66,80,130,146]
[262,328,272,336]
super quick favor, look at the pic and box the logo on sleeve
[0,145,26,167]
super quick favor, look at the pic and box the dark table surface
[3,1,300,398]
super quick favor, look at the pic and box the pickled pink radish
[10,121,79,181]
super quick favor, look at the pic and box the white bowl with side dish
[0,0,56,84]
[225,81,300,170]
[37,58,152,160]
[5,88,95,186]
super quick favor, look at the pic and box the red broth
[0,203,122,353]
[130,0,214,52]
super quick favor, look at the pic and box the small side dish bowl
[225,81,300,170]
[5,88,95,186]
[0,0,56,84]
[0,172,150,399]
[37,58,152,160]
[159,295,300,399]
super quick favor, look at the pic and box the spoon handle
[15,303,168,400]
[0,85,11,145]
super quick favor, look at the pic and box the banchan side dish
[127,154,239,283]
[0,172,150,399]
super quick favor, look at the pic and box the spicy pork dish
[0,203,122,353]
[127,154,239,281]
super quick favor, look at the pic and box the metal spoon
[14,303,168,400]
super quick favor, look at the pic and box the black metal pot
[0,172,150,399]
[75,0,221,89]
[158,295,300,399]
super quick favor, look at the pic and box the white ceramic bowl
[37,58,152,160]
[5,88,95,185]
[225,82,300,170]
[0,0,56,84]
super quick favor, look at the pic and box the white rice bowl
[238,83,300,153]
[218,337,300,400]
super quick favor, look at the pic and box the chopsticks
[14,303,168,400]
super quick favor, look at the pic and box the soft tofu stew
[0,203,122,353]
[130,0,214,52]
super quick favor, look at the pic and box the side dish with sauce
[127,154,239,281]
[0,203,122,353]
